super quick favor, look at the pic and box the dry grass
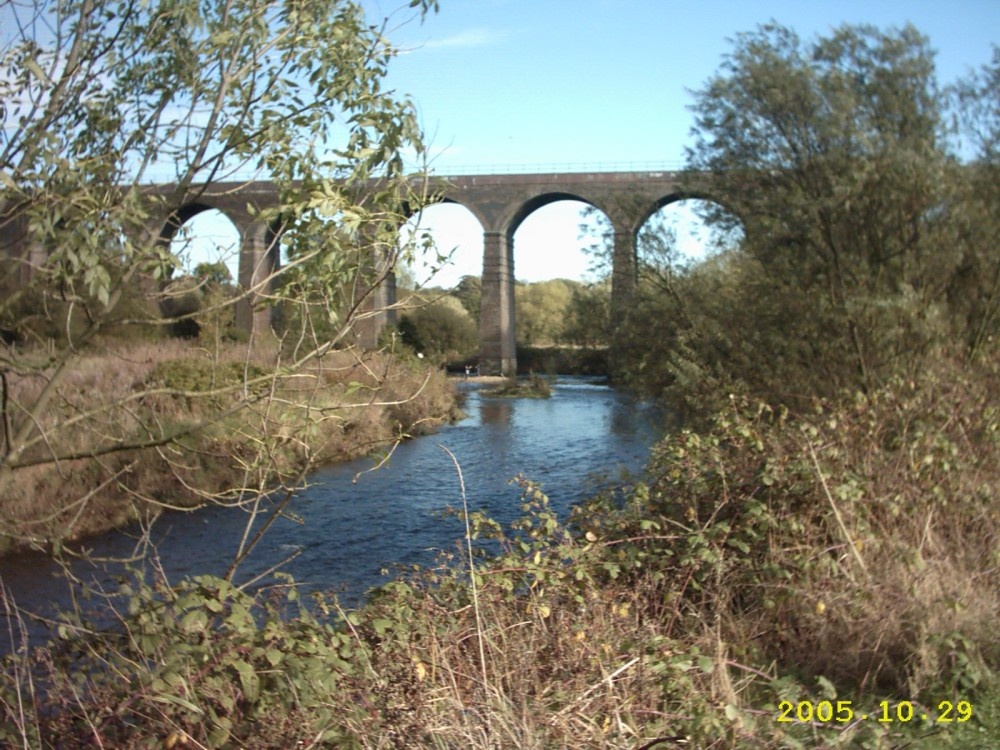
[0,338,459,555]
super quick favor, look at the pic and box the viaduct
[420,171,696,375]
[4,170,702,375]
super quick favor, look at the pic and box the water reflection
[479,397,513,426]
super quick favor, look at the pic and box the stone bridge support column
[353,249,397,350]
[479,229,516,376]
[21,238,47,284]
[609,222,638,331]
[2,212,47,284]
[235,220,278,337]
[608,222,639,378]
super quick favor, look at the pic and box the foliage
[610,24,999,415]
[402,276,607,357]
[0,342,456,555]
[4,354,998,747]
[686,22,967,389]
[953,46,1000,164]
[945,48,1000,360]
[3,16,998,750]
[515,278,576,346]
[451,274,483,323]
[148,357,267,409]
[516,344,609,376]
[398,294,478,361]
[194,261,233,287]
[560,279,611,348]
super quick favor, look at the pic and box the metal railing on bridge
[424,160,687,176]
[139,160,690,185]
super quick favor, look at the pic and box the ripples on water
[0,377,663,648]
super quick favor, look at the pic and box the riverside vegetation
[2,353,996,748]
[0,335,459,556]
[2,9,1000,750]
[1,0,447,559]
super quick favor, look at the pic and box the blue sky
[384,0,997,170]
[180,0,998,286]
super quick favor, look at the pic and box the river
[0,377,663,649]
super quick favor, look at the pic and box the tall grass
[0,339,459,555]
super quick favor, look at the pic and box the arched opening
[400,201,484,290]
[169,208,240,283]
[610,197,748,392]
[511,198,611,359]
[164,208,241,339]
[396,202,484,364]
[638,198,744,274]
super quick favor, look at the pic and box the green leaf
[265,648,284,667]
[150,693,204,715]
[180,608,208,633]
[232,659,259,702]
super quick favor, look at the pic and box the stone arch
[634,188,741,231]
[473,191,616,375]
[409,194,492,236]
[139,172,724,355]
[636,193,746,269]
[162,204,240,280]
[400,198,486,288]
[156,201,282,337]
[503,191,610,239]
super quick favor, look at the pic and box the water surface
[0,378,662,648]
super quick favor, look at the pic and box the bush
[398,297,477,361]
[576,352,1000,700]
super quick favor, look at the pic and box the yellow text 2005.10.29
[776,699,973,724]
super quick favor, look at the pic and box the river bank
[4,354,997,748]
[0,339,461,557]
[0,375,663,652]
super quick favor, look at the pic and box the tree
[0,0,440,554]
[194,261,233,287]
[515,278,575,346]
[684,22,963,398]
[452,274,482,323]
[398,295,478,362]
[948,47,1000,358]
[954,46,1000,164]
[560,280,610,348]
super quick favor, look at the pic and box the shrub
[576,353,1000,700]
[4,353,996,749]
[398,297,477,361]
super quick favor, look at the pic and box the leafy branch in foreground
[0,0,445,552]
